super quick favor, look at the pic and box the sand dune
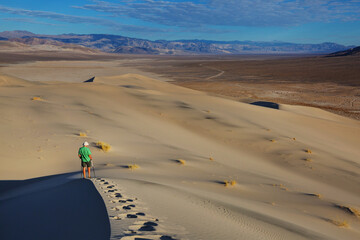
[0,72,37,87]
[0,173,110,240]
[0,62,359,240]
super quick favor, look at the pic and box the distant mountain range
[0,32,100,54]
[0,30,355,55]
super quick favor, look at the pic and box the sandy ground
[1,60,360,240]
[134,55,360,120]
[173,80,360,120]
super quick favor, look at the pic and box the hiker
[78,141,92,179]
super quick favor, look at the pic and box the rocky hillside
[0,36,100,54]
[327,46,360,57]
[0,30,352,55]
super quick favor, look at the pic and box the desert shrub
[176,159,186,165]
[79,132,87,137]
[96,141,111,152]
[31,96,43,101]
[272,183,288,191]
[336,205,360,217]
[328,219,349,228]
[349,207,360,217]
[224,180,236,187]
[307,193,322,198]
[127,164,139,170]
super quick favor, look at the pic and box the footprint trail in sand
[93,178,178,240]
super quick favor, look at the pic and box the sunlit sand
[1,60,359,240]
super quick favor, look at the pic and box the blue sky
[0,0,359,45]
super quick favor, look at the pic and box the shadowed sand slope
[0,173,110,240]
[1,66,360,240]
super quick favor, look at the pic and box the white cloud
[0,5,167,33]
[75,0,360,27]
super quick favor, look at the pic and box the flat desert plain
[0,55,360,240]
[135,55,360,120]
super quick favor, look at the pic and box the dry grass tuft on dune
[335,205,360,218]
[176,159,186,165]
[127,164,139,170]
[313,193,322,198]
[349,208,360,218]
[273,184,288,191]
[224,180,237,187]
[31,96,44,101]
[308,193,322,198]
[327,219,350,228]
[305,149,313,154]
[79,132,87,137]
[96,141,111,152]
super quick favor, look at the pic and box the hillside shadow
[250,101,279,109]
[84,76,95,83]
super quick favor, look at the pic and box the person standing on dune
[78,141,92,179]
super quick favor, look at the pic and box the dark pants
[81,160,92,168]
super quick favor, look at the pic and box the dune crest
[0,73,34,87]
